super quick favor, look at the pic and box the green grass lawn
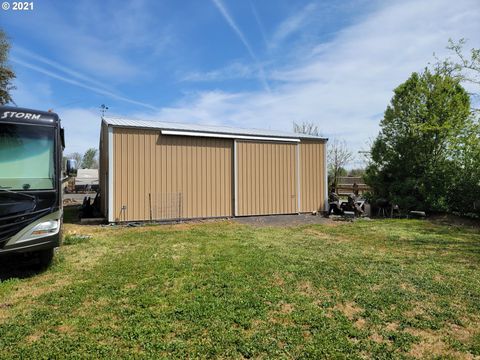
[0,218,479,359]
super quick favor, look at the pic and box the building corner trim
[234,140,238,216]
[324,142,328,212]
[108,126,114,222]
[296,143,301,213]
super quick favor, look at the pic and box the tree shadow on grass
[408,236,480,261]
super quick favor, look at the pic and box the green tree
[365,69,471,213]
[433,39,480,215]
[81,148,98,169]
[445,119,480,215]
[0,29,15,105]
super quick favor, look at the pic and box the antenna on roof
[100,104,109,117]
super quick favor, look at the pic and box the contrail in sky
[211,0,271,92]
[12,57,159,111]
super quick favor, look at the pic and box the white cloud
[270,2,317,48]
[180,62,258,82]
[145,0,480,160]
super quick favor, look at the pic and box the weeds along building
[99,117,328,222]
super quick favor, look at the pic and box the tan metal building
[99,117,327,222]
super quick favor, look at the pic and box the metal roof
[102,116,327,141]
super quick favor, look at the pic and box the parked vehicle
[0,106,76,267]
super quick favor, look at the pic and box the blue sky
[1,0,479,166]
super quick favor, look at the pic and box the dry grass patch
[280,303,294,314]
[334,301,363,320]
[354,318,367,329]
[369,332,386,344]
[407,327,474,359]
[303,229,330,240]
[57,324,74,334]
[272,273,285,287]
[25,332,43,344]
[297,280,314,296]
[385,322,399,332]
[449,323,472,343]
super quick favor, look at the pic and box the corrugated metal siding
[99,122,108,217]
[300,141,326,212]
[237,141,297,216]
[112,128,232,221]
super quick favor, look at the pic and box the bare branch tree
[293,121,321,136]
[433,38,480,113]
[328,139,353,191]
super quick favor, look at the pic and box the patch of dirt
[57,324,74,334]
[0,311,9,322]
[334,301,363,320]
[123,283,138,290]
[280,303,294,314]
[404,301,429,318]
[449,323,472,342]
[272,273,285,287]
[240,319,264,337]
[406,328,474,360]
[251,319,264,328]
[297,281,314,296]
[268,303,295,325]
[0,303,13,320]
[400,282,417,293]
[355,318,367,329]
[369,332,385,343]
[303,229,330,240]
[303,330,312,339]
[385,322,399,332]
[81,297,110,309]
[25,332,42,344]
